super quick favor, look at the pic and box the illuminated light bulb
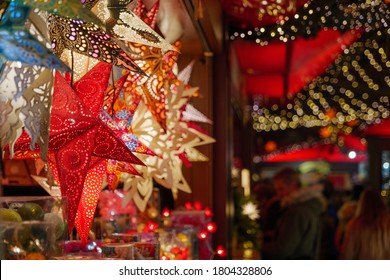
[204,207,214,217]
[216,245,227,257]
[194,201,203,210]
[198,230,208,240]
[162,207,171,218]
[206,222,217,233]
[348,151,357,159]
[144,221,158,232]
[184,202,193,210]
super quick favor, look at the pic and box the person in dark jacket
[262,167,325,259]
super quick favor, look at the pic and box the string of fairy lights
[251,29,390,135]
[229,0,390,45]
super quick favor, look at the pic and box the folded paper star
[11,0,100,25]
[0,62,53,159]
[134,0,159,29]
[0,2,70,71]
[124,82,215,208]
[8,63,144,234]
[93,0,174,53]
[47,13,144,75]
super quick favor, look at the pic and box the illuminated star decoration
[47,13,145,75]
[10,0,100,25]
[0,62,53,160]
[100,73,156,190]
[121,1,180,131]
[123,41,181,132]
[133,0,159,29]
[123,77,215,211]
[8,63,144,236]
[93,0,175,53]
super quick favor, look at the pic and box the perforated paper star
[11,0,100,25]
[47,13,144,75]
[123,81,215,209]
[123,41,181,131]
[8,63,144,233]
[93,0,174,53]
[0,62,53,160]
[0,2,70,71]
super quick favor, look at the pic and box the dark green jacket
[262,197,324,259]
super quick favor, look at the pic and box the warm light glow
[204,207,214,217]
[348,151,357,159]
[162,207,171,217]
[216,245,227,257]
[198,230,208,240]
[241,169,251,197]
[206,222,217,233]
[242,202,260,220]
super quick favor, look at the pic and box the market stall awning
[233,29,361,98]
[262,143,367,163]
[363,118,390,138]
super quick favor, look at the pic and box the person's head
[272,167,301,198]
[253,178,276,206]
[356,187,386,220]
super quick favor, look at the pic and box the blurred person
[341,188,390,259]
[262,167,325,259]
[318,177,339,259]
[334,184,365,254]
[253,178,281,242]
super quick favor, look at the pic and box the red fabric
[263,143,366,163]
[233,29,362,98]
[363,118,390,137]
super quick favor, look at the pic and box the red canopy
[363,118,390,137]
[233,29,361,98]
[263,143,366,163]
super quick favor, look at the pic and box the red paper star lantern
[9,63,144,237]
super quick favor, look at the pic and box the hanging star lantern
[7,63,145,234]
[47,13,144,75]
[0,62,53,159]
[133,0,159,29]
[0,2,70,71]
[93,0,174,53]
[124,80,215,207]
[123,41,182,131]
[10,0,100,25]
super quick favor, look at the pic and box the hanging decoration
[123,79,215,211]
[123,41,181,131]
[9,0,100,25]
[0,2,70,71]
[6,64,145,235]
[92,0,175,53]
[47,13,145,74]
[133,0,159,29]
[0,62,53,160]
[0,0,216,247]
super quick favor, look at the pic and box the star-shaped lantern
[7,63,145,237]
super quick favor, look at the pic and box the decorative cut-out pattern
[47,13,144,74]
[0,2,70,71]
